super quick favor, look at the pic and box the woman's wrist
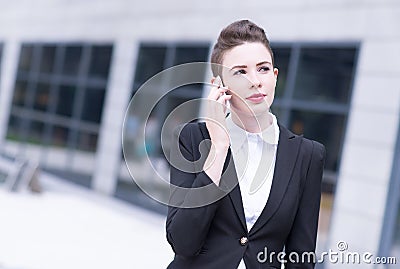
[203,144,229,185]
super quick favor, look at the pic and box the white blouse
[225,113,280,269]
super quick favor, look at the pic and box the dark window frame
[116,41,211,210]
[130,42,211,155]
[272,41,360,114]
[271,42,360,191]
[7,42,113,157]
[132,41,211,91]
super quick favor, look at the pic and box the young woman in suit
[166,19,326,269]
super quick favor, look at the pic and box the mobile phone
[214,76,230,110]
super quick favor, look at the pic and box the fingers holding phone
[210,76,231,114]
[205,76,231,149]
[203,76,231,184]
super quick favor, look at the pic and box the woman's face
[221,42,278,117]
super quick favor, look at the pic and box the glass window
[289,110,346,171]
[272,44,358,178]
[40,46,57,74]
[18,45,34,72]
[271,106,283,120]
[7,43,113,183]
[269,44,359,259]
[131,43,209,153]
[56,85,76,117]
[12,80,28,106]
[117,43,210,208]
[51,125,70,147]
[173,46,209,91]
[273,47,291,98]
[173,46,209,65]
[81,87,105,123]
[33,83,51,112]
[77,131,98,152]
[6,115,23,141]
[293,48,357,103]
[134,46,167,86]
[28,120,45,144]
[62,46,82,76]
[88,46,113,79]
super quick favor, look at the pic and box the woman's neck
[231,110,273,133]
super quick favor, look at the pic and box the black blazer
[166,121,325,269]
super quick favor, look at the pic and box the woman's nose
[248,73,262,89]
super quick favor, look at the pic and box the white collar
[226,112,280,151]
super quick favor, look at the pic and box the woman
[166,19,325,269]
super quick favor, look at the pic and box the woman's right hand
[205,77,232,149]
[203,77,231,185]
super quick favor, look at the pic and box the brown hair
[210,19,274,77]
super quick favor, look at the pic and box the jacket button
[240,237,248,246]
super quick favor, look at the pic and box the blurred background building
[0,0,399,268]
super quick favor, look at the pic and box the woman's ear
[273,68,279,87]
[274,68,279,80]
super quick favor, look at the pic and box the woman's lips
[246,93,266,103]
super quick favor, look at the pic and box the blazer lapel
[223,149,248,232]
[248,126,303,236]
[228,185,247,232]
[199,123,247,232]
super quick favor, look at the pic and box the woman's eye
[233,69,246,75]
[258,66,270,72]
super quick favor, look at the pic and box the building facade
[0,0,399,268]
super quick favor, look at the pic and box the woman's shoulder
[301,136,326,161]
[278,124,325,158]
[175,121,209,141]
